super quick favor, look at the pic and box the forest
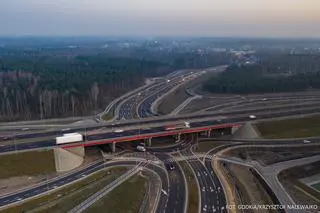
[0,49,230,121]
[203,54,320,94]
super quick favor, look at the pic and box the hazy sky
[1,0,320,37]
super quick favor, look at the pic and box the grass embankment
[4,167,128,213]
[312,183,320,191]
[256,115,320,139]
[180,161,199,213]
[0,150,55,179]
[220,163,277,213]
[84,174,147,213]
[158,71,217,115]
[157,82,191,115]
[101,113,113,121]
[278,162,320,207]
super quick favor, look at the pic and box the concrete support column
[231,126,240,134]
[192,132,199,144]
[147,138,152,147]
[111,142,116,153]
[225,127,232,135]
[175,133,181,143]
[207,129,212,138]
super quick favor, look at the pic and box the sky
[1,0,320,38]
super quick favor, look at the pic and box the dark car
[166,163,175,171]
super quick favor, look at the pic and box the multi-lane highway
[1,106,320,153]
[2,102,319,141]
[155,153,186,213]
[0,159,170,213]
[182,148,227,213]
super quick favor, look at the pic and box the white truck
[56,133,83,144]
[136,145,146,152]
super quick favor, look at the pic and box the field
[0,150,55,179]
[256,115,320,138]
[4,167,128,213]
[179,161,199,213]
[101,113,113,121]
[84,174,147,213]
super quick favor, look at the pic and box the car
[249,115,256,119]
[210,187,214,192]
[166,163,175,170]
[114,129,124,133]
[203,205,207,211]
[303,140,311,143]
[184,121,190,128]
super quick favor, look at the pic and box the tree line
[0,54,172,121]
[203,54,320,94]
[0,50,231,122]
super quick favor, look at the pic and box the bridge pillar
[175,133,181,143]
[207,129,212,138]
[225,127,232,135]
[192,132,199,144]
[231,126,240,134]
[147,138,152,147]
[111,142,116,153]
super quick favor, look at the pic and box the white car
[114,129,124,133]
[249,115,256,119]
[303,140,311,143]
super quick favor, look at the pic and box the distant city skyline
[1,0,320,38]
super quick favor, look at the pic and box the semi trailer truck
[56,133,83,144]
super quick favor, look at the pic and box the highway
[116,71,200,120]
[182,148,227,213]
[1,107,320,153]
[154,153,186,213]
[1,102,319,141]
